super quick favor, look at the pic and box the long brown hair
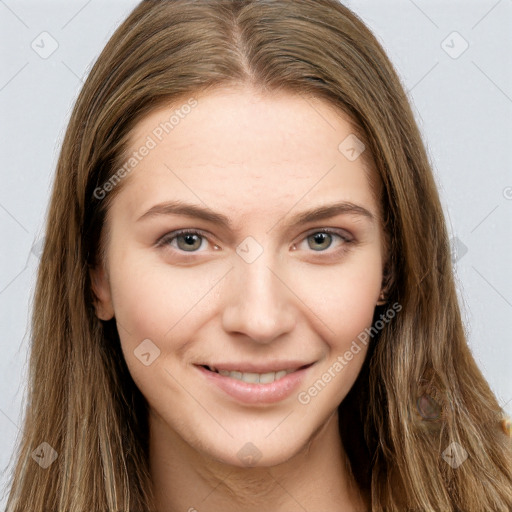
[6,1,512,510]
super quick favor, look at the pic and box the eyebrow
[136,199,375,229]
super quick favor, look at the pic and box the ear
[89,264,115,320]
[377,260,394,306]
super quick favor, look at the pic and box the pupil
[310,233,331,250]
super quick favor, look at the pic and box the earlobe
[376,291,387,306]
[89,264,115,320]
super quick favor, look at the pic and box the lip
[195,363,314,404]
[197,361,313,373]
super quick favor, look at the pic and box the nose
[221,254,296,344]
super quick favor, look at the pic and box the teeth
[259,372,277,384]
[216,368,296,384]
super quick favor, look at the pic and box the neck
[149,410,368,512]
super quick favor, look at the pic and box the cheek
[108,250,219,339]
[294,271,379,411]
[294,252,382,346]
[106,250,227,394]
[105,254,209,403]
[289,252,381,405]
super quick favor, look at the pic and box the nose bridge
[221,244,296,343]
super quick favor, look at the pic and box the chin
[191,421,319,469]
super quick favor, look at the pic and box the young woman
[6,1,512,510]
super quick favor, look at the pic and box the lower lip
[196,365,312,404]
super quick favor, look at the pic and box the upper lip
[196,361,315,373]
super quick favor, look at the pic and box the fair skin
[91,86,385,511]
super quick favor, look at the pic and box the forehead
[115,87,380,223]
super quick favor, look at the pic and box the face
[91,87,385,467]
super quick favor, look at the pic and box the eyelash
[156,228,354,258]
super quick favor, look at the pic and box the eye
[157,229,212,253]
[295,228,353,253]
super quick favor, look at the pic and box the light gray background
[1,0,511,506]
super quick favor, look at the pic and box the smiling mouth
[200,364,312,384]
